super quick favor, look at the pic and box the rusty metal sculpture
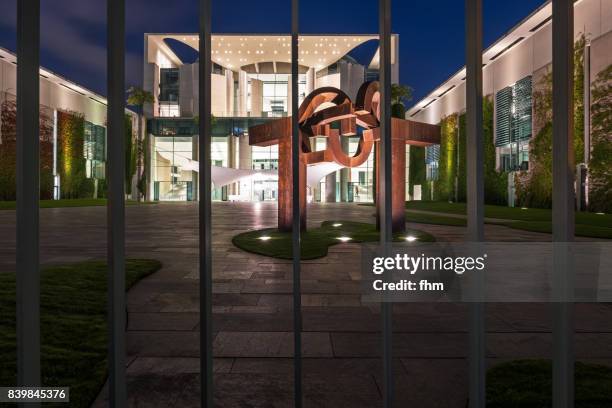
[248,81,440,232]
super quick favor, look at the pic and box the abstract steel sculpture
[248,81,440,232]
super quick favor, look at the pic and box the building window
[84,121,106,179]
[425,144,440,181]
[499,140,529,172]
[159,68,180,103]
[495,75,532,171]
[151,135,194,201]
[247,73,306,117]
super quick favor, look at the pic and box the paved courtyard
[0,202,611,407]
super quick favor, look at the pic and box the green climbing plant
[588,64,612,213]
[516,34,587,208]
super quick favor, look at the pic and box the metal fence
[14,0,575,407]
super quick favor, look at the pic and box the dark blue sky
[0,0,545,107]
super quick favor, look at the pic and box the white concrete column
[225,69,234,116]
[238,70,248,116]
[287,80,292,115]
[306,67,315,94]
[238,134,252,170]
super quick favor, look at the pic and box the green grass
[406,212,468,227]
[487,359,612,407]
[0,259,162,408]
[232,220,436,260]
[405,201,612,227]
[0,199,158,210]
[403,201,612,239]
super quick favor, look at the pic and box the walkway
[0,202,610,407]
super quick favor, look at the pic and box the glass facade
[499,140,530,172]
[151,136,194,201]
[84,121,106,180]
[495,75,532,171]
[247,145,278,201]
[313,136,375,203]
[347,136,374,203]
[148,128,389,203]
[247,73,306,117]
[425,144,440,181]
[159,68,180,117]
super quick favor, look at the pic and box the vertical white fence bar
[465,0,485,407]
[378,0,393,406]
[199,0,214,405]
[290,0,303,407]
[16,2,41,407]
[552,0,575,406]
[107,0,127,405]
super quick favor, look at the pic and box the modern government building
[0,0,609,207]
[143,33,399,203]
[0,46,137,201]
[408,0,611,206]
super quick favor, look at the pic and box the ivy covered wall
[0,102,135,201]
[588,65,612,213]
[125,114,136,196]
[434,114,458,201]
[410,97,507,205]
[57,111,94,199]
[482,97,509,205]
[0,97,54,200]
[515,35,587,209]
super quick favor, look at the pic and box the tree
[391,83,413,107]
[126,86,154,201]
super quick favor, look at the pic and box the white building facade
[407,0,612,205]
[0,46,137,200]
[143,34,399,202]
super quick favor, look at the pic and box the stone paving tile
[2,202,611,407]
[213,312,293,332]
[394,359,469,407]
[252,270,288,279]
[241,279,294,294]
[127,357,233,374]
[212,293,260,306]
[230,358,294,374]
[128,312,200,331]
[301,294,362,307]
[155,293,201,312]
[331,332,468,358]
[257,294,294,310]
[127,331,203,357]
[302,373,382,408]
[214,373,293,407]
[302,309,381,332]
[213,332,333,357]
